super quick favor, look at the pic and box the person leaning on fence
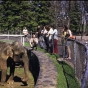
[30,34,38,50]
[23,26,29,42]
[63,25,72,60]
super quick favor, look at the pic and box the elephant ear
[6,45,13,58]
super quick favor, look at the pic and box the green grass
[61,62,80,88]
[6,67,34,88]
[37,47,80,88]
[0,39,14,43]
[46,53,67,88]
[24,42,30,47]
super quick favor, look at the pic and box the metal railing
[58,37,88,88]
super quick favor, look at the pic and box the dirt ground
[0,67,34,88]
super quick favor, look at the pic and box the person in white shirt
[23,27,29,42]
[30,34,38,50]
[48,25,54,41]
[53,29,58,54]
[48,25,54,54]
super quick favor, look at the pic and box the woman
[63,25,72,59]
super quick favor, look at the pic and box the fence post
[21,36,22,44]
[52,34,54,53]
[31,31,32,38]
[74,40,77,76]
[81,43,88,88]
[8,30,9,40]
[23,36,24,46]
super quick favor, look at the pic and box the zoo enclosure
[58,37,88,88]
[0,30,88,88]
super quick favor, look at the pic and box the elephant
[0,41,29,86]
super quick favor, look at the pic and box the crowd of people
[22,24,75,60]
[22,25,59,55]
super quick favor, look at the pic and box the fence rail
[0,34,24,45]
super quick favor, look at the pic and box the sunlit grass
[0,39,14,43]
[6,67,34,88]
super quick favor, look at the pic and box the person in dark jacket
[36,25,42,39]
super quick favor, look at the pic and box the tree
[31,1,55,27]
[69,1,81,34]
[0,1,55,33]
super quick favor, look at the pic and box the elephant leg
[21,55,29,82]
[0,61,7,86]
[7,61,15,83]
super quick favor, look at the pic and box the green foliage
[37,47,80,88]
[70,1,81,33]
[0,1,55,33]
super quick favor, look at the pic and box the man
[53,28,58,54]
[30,34,38,50]
[48,25,54,54]
[36,25,43,48]
[23,26,29,42]
[36,25,42,39]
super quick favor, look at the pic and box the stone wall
[28,49,58,88]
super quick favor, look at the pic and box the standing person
[53,28,58,54]
[43,25,49,52]
[36,25,42,39]
[48,25,54,54]
[36,25,42,47]
[63,25,72,59]
[23,26,29,42]
[38,27,46,49]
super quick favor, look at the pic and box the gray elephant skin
[0,41,29,86]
